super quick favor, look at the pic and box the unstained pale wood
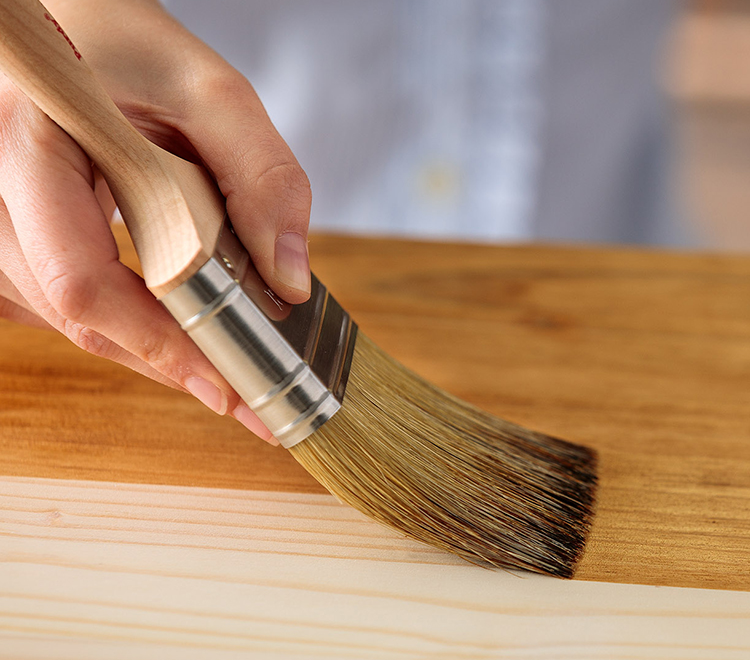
[1,476,749,659]
[2,225,750,592]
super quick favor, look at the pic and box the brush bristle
[290,334,597,578]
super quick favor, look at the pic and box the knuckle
[0,81,26,136]
[138,333,171,372]
[25,116,65,154]
[0,96,26,163]
[0,88,52,150]
[197,71,255,104]
[39,259,96,322]
[63,320,109,358]
[254,160,312,219]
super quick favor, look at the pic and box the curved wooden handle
[0,0,224,295]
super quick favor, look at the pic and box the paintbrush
[0,0,596,577]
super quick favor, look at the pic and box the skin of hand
[0,0,313,444]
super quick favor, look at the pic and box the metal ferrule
[159,219,357,448]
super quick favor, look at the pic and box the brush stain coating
[290,334,597,578]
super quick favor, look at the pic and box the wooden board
[1,225,750,592]
[2,476,749,659]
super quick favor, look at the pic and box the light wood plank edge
[1,476,749,659]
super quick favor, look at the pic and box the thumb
[180,74,312,304]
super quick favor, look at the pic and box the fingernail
[185,377,228,415]
[232,403,280,446]
[274,232,310,294]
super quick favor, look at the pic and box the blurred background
[164,0,750,251]
[672,0,750,251]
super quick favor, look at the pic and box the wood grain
[2,476,749,659]
[2,225,750,591]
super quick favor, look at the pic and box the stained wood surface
[2,225,750,592]
[2,476,749,660]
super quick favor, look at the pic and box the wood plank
[1,476,749,660]
[1,226,750,591]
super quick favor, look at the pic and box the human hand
[0,0,312,443]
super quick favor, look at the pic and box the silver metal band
[160,219,357,448]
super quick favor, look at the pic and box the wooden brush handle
[0,0,225,295]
